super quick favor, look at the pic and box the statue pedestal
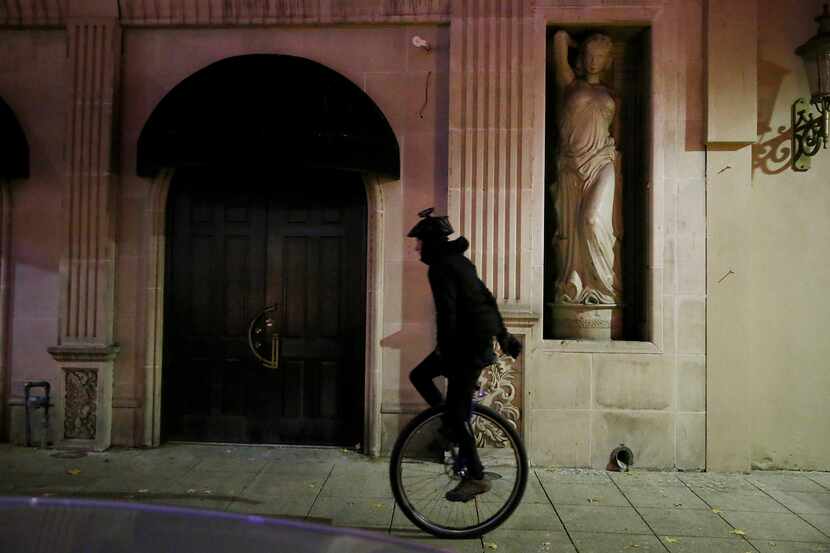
[548,303,623,340]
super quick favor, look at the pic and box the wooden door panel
[164,169,365,445]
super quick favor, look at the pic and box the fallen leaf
[66,469,81,476]
[484,542,498,550]
[731,529,746,536]
[665,537,679,544]
[625,544,640,550]
[712,508,722,513]
[371,503,384,510]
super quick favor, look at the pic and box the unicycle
[389,403,528,538]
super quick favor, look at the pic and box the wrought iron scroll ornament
[248,304,280,369]
[792,97,830,171]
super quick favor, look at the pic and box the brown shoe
[445,477,491,502]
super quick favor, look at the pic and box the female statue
[552,30,622,306]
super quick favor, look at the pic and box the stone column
[448,0,537,431]
[448,0,534,307]
[47,16,122,451]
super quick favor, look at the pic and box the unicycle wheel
[389,404,528,539]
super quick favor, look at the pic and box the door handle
[270,333,280,370]
[248,304,281,369]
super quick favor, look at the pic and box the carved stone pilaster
[48,345,119,450]
[52,17,122,450]
[473,310,536,446]
[448,0,535,305]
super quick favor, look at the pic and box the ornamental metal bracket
[792,97,830,171]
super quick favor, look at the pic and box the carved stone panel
[473,340,523,448]
[64,368,98,440]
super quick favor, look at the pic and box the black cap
[407,208,454,241]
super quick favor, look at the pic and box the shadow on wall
[753,59,794,175]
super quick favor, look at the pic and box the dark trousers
[409,347,493,480]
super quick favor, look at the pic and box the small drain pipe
[606,444,634,472]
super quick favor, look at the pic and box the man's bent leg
[409,350,445,407]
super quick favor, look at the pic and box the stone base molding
[547,303,623,341]
[48,345,120,451]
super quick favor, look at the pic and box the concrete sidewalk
[1,443,829,553]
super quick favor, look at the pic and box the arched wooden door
[162,168,366,446]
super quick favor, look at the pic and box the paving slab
[621,483,709,510]
[802,513,830,536]
[319,466,393,499]
[657,536,753,553]
[637,506,736,538]
[676,472,756,491]
[689,486,789,513]
[543,483,630,507]
[476,477,544,511]
[242,470,328,497]
[492,500,564,531]
[535,468,611,486]
[750,539,830,552]
[569,531,664,553]
[720,510,830,542]
[309,496,395,529]
[747,472,830,493]
[390,529,483,553]
[191,453,271,473]
[177,469,259,497]
[482,529,574,553]
[226,492,317,518]
[609,471,686,489]
[764,489,830,514]
[556,505,652,534]
[807,473,830,491]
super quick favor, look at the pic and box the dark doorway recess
[0,97,29,179]
[162,168,367,446]
[137,54,399,179]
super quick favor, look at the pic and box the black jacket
[422,236,506,367]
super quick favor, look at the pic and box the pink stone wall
[0,30,67,442]
[114,25,450,445]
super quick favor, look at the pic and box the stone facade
[0,0,828,471]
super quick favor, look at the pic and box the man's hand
[498,332,523,359]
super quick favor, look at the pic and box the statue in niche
[550,30,623,338]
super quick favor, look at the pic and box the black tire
[389,404,528,539]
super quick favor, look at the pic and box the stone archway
[137,55,398,454]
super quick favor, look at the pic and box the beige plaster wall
[114,25,450,447]
[708,0,830,471]
[748,0,830,470]
[0,30,66,443]
[529,0,707,470]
